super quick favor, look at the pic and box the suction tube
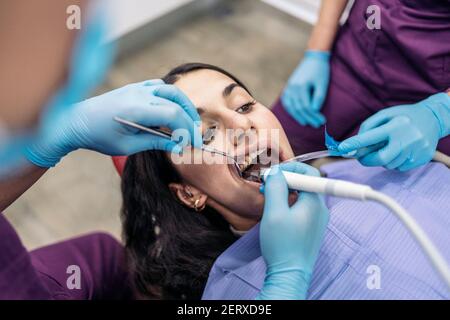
[261,169,450,291]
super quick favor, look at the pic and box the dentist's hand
[25,80,203,168]
[338,93,450,171]
[257,162,329,300]
[282,51,330,128]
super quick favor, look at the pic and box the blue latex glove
[338,93,450,171]
[281,50,330,128]
[257,162,329,300]
[0,3,114,178]
[25,80,203,167]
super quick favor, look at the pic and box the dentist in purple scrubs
[0,0,329,300]
[275,0,450,171]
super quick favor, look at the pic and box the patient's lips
[238,145,286,184]
[226,136,288,188]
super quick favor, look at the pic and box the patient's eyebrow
[223,83,241,98]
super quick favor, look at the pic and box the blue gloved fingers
[299,108,322,128]
[353,143,384,158]
[298,85,323,128]
[398,162,415,172]
[158,101,202,148]
[309,89,327,127]
[398,160,420,172]
[397,152,431,172]
[294,91,321,127]
[126,97,202,148]
[263,166,289,215]
[282,89,305,125]
[119,133,182,155]
[385,151,410,170]
[150,84,203,148]
[314,112,326,128]
[338,123,392,154]
[358,108,399,133]
[142,79,165,87]
[311,86,327,112]
[311,82,328,126]
[292,105,308,126]
[292,191,328,223]
[151,84,201,123]
[279,162,320,177]
[151,137,183,154]
[284,93,306,126]
[313,111,326,126]
[303,108,325,128]
[358,140,402,167]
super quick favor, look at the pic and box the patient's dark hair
[121,63,250,299]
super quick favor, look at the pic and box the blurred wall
[261,0,321,24]
[107,0,196,40]
[261,0,354,25]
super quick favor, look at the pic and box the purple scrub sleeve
[0,213,51,299]
[273,0,450,156]
[0,213,132,300]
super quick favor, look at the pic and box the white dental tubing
[261,169,450,291]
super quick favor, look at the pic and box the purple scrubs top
[273,0,450,156]
[202,161,450,300]
[0,213,132,300]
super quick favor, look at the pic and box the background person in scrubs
[0,0,328,300]
[0,0,202,300]
[275,0,450,171]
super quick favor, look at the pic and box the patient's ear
[168,183,208,211]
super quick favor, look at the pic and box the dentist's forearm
[0,165,47,212]
[307,0,349,52]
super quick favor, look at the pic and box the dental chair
[112,156,127,176]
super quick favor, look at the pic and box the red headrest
[112,156,128,176]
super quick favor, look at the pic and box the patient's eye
[203,126,217,144]
[236,100,256,114]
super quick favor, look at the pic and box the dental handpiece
[260,169,450,291]
[261,169,372,200]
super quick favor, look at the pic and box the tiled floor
[5,0,312,250]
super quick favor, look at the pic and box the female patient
[120,63,450,300]
[121,63,298,299]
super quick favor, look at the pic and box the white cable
[366,190,450,290]
[262,170,450,291]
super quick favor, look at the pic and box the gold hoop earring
[194,199,201,212]
[194,199,205,212]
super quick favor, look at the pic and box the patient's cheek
[256,106,280,124]
[173,162,223,188]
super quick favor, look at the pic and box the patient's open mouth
[238,148,277,184]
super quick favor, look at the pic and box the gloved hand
[257,162,329,300]
[338,92,450,171]
[25,80,203,168]
[281,50,330,128]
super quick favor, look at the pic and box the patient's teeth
[244,155,251,170]
[239,149,268,175]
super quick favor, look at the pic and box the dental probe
[260,169,450,291]
[282,148,448,167]
[113,116,243,176]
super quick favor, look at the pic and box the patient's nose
[224,113,255,147]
